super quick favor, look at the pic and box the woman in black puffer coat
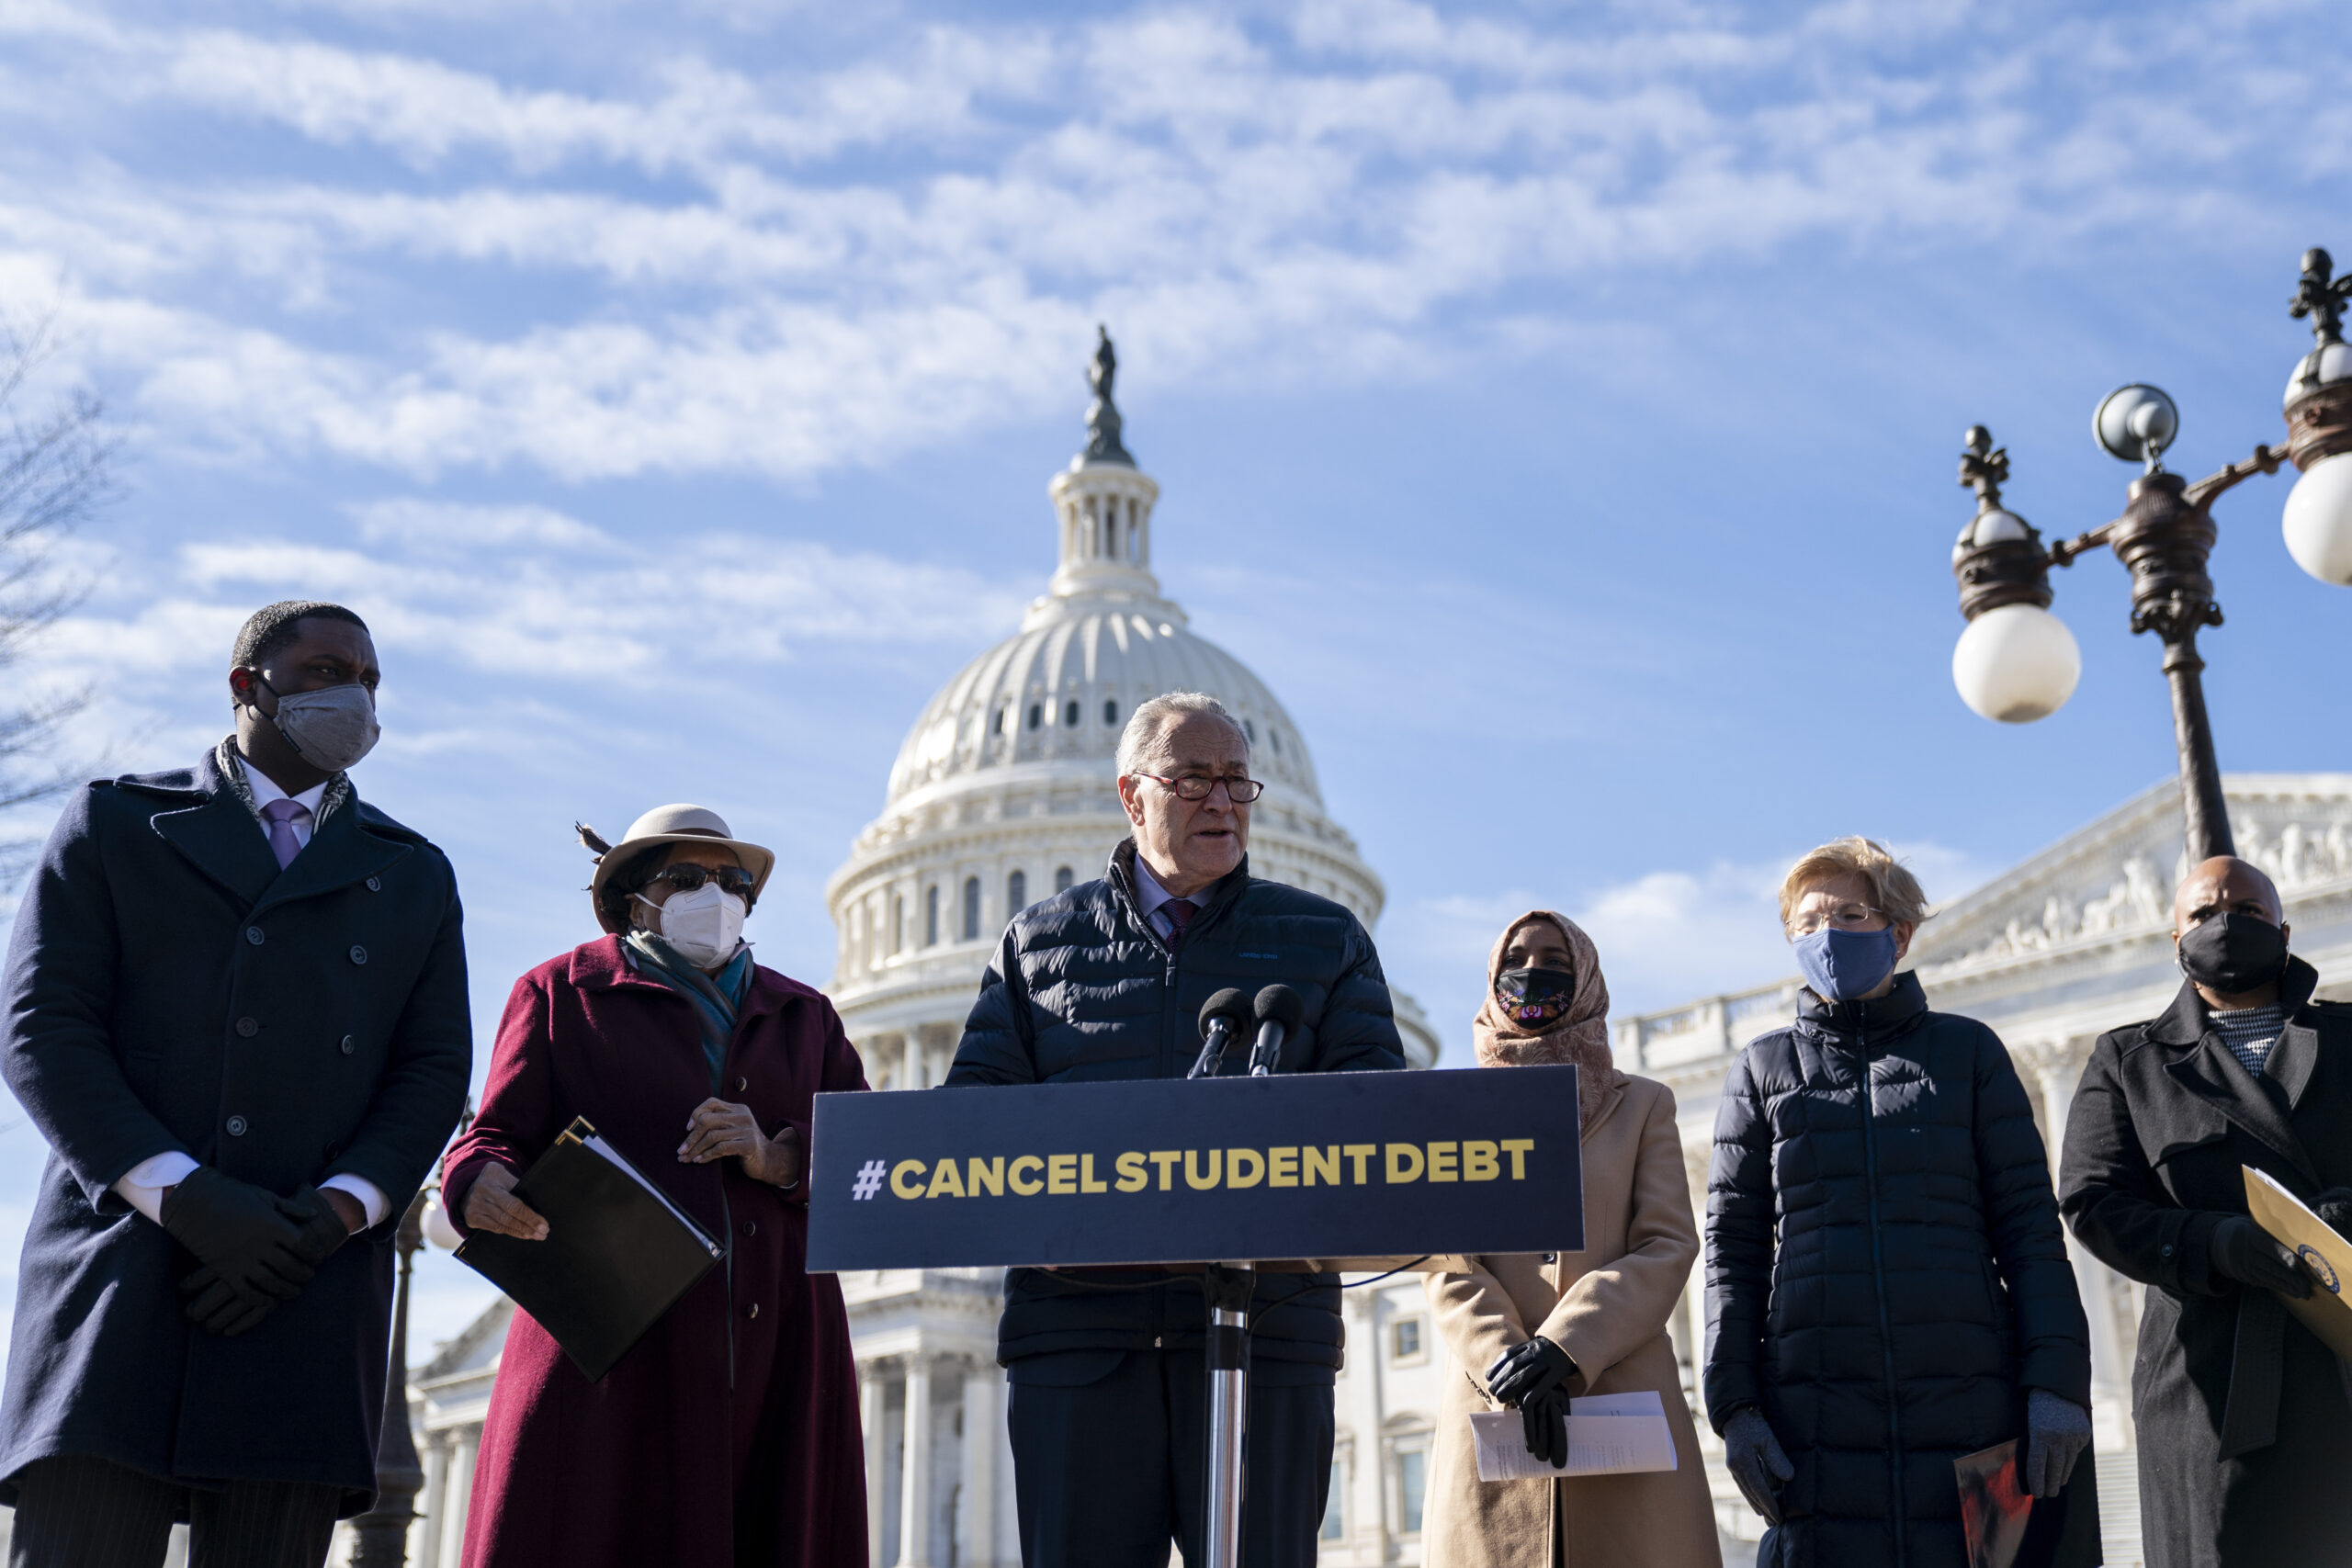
[1702,838,2094,1568]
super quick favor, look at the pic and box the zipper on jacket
[1848,1004,1907,1565]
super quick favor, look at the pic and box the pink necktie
[261,798,310,869]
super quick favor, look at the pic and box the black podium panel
[806,1065,1584,1271]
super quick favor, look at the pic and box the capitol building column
[2023,1038,2133,1447]
[896,1352,936,1568]
[861,1357,891,1567]
[956,1357,1002,1568]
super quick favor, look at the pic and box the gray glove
[1721,1405,1792,1525]
[2022,1390,2090,1498]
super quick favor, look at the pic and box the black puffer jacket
[1704,973,2090,1568]
[945,840,1407,1372]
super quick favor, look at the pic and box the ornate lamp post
[348,1190,431,1566]
[1949,246,2352,862]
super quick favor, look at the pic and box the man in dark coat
[2060,855,2352,1568]
[945,691,1406,1568]
[0,600,471,1567]
[1707,839,2093,1568]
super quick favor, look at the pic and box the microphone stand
[1200,1260,1255,1568]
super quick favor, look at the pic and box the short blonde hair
[1778,837,1932,929]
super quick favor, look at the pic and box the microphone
[1190,988,1252,1079]
[1249,985,1305,1077]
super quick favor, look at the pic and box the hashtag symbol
[851,1160,887,1201]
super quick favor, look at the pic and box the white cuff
[321,1173,389,1231]
[112,1152,202,1224]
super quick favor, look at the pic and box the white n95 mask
[641,884,747,970]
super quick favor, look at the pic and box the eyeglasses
[645,864,757,897]
[1131,772,1266,804]
[1786,903,1887,937]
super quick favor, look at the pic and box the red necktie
[1163,898,1196,940]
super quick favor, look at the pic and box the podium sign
[806,1065,1584,1272]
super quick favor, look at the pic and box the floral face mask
[1495,965,1578,1029]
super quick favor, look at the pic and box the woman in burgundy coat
[442,804,869,1568]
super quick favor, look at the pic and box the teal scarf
[623,931,754,1089]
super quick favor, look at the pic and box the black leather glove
[279,1186,353,1265]
[2211,1215,2312,1298]
[1486,1336,1576,1407]
[1521,1385,1571,1469]
[2311,1187,2352,1238]
[160,1168,317,1336]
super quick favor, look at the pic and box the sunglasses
[643,864,756,897]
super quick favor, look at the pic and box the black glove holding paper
[2211,1214,2312,1298]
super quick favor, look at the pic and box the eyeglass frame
[640,863,759,898]
[1128,771,1266,805]
[1784,902,1892,937]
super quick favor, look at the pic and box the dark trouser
[1007,1348,1335,1568]
[7,1456,339,1568]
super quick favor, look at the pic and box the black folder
[456,1116,725,1382]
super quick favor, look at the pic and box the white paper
[1470,1393,1678,1483]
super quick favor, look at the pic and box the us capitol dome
[822,330,1442,1075]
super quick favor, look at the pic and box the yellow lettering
[1385,1143,1425,1184]
[1303,1145,1340,1186]
[1426,1141,1459,1182]
[1463,1141,1499,1181]
[967,1156,1006,1197]
[1185,1149,1223,1190]
[1343,1144,1376,1184]
[1009,1156,1045,1195]
[1149,1151,1181,1190]
[1080,1154,1110,1193]
[890,1159,928,1200]
[1227,1149,1265,1189]
[925,1159,967,1199]
[1048,1154,1079,1194]
[1501,1138,1535,1180]
[1115,1152,1148,1192]
[1267,1146,1300,1187]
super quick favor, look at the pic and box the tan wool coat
[1423,1072,1721,1568]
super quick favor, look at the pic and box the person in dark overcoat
[2059,854,2352,1568]
[441,803,869,1568]
[945,692,1406,1568]
[0,600,472,1567]
[1706,837,2095,1568]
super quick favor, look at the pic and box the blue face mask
[1794,925,1900,1001]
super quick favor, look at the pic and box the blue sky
[3,0,2349,1353]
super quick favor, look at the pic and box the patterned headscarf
[1471,910,1616,1131]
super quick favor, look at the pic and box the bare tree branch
[1,310,115,854]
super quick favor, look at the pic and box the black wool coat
[0,750,471,1514]
[1705,974,2092,1568]
[2058,957,2352,1568]
[944,840,1406,1374]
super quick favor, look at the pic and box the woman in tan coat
[1423,911,1720,1568]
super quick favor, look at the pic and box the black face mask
[1496,966,1577,1029]
[2177,912,2288,995]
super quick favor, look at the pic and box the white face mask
[636,883,747,970]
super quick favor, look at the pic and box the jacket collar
[1794,969,1931,1052]
[2155,958,2324,1184]
[568,932,808,1023]
[1106,838,1250,952]
[139,748,414,915]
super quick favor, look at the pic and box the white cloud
[0,1,2344,479]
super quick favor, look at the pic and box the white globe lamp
[1952,602,2081,724]
[2282,453,2352,584]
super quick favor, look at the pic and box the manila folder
[2243,1166,2352,1363]
[458,1117,725,1382]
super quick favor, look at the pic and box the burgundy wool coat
[441,936,869,1568]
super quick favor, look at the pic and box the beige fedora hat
[582,804,777,934]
